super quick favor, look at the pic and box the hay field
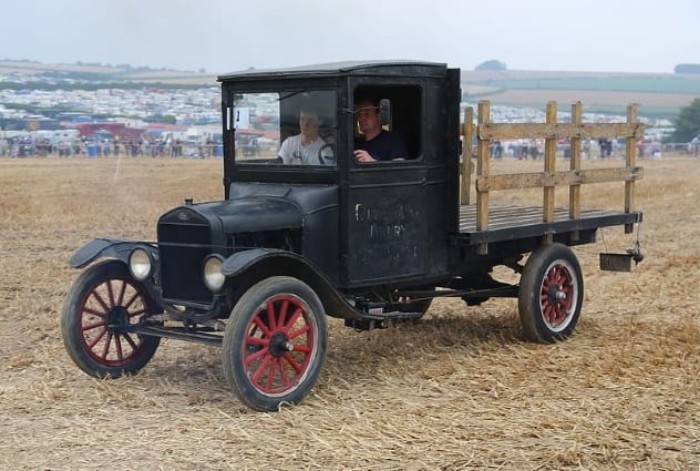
[1,155,699,470]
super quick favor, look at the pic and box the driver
[353,98,408,162]
[278,110,332,165]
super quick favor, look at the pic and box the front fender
[221,248,291,277]
[221,249,367,320]
[69,238,157,269]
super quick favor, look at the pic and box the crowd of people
[0,135,222,158]
[1,119,696,162]
[483,137,671,160]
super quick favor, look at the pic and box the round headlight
[129,248,152,281]
[203,255,225,292]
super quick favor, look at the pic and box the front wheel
[518,244,583,343]
[61,260,161,378]
[222,276,328,412]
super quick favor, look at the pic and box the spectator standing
[691,134,700,157]
[637,139,646,159]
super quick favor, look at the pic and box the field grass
[1,155,699,470]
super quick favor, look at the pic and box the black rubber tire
[518,243,584,343]
[61,260,161,378]
[222,276,328,412]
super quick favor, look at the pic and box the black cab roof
[217,60,448,82]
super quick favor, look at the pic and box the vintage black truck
[61,61,644,411]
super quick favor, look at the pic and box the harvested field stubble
[0,156,699,470]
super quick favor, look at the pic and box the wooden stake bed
[460,100,644,254]
[456,204,642,246]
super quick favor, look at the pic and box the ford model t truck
[61,61,643,411]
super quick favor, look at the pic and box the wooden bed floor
[458,204,633,235]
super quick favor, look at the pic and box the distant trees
[674,64,700,74]
[672,98,700,142]
[475,60,507,71]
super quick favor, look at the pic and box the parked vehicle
[62,61,644,411]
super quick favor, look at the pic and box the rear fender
[221,249,364,320]
[69,238,158,269]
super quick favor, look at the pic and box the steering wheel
[317,143,336,165]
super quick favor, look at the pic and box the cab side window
[353,85,422,160]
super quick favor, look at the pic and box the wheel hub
[547,284,567,305]
[106,306,130,333]
[268,332,293,357]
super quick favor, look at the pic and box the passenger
[278,110,332,165]
[353,98,408,162]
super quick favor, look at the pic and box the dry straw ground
[1,155,698,470]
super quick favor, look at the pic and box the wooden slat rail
[543,102,557,244]
[570,102,582,241]
[478,122,645,140]
[476,166,645,191]
[460,107,474,205]
[475,101,491,254]
[459,100,644,254]
[625,105,638,234]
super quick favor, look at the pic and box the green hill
[461,70,700,117]
[0,59,216,86]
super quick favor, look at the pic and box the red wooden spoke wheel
[518,244,583,343]
[539,262,577,331]
[223,277,327,412]
[61,261,160,378]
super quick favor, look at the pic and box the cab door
[345,162,430,286]
[341,81,435,287]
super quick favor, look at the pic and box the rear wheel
[518,244,583,343]
[61,260,161,378]
[222,276,328,411]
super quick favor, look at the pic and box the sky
[2,0,698,74]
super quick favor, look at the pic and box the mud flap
[599,253,633,272]
[599,241,644,272]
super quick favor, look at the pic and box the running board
[132,325,223,346]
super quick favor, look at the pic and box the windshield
[233,90,336,166]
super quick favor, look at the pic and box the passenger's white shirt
[278,135,330,165]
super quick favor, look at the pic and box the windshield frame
[229,86,339,169]
[222,78,348,195]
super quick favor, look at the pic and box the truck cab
[219,61,461,289]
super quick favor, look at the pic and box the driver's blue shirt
[356,130,408,161]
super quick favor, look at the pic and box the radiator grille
[158,223,213,305]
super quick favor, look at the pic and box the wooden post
[476,101,491,254]
[460,107,473,206]
[569,101,582,241]
[625,104,638,234]
[543,101,557,244]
